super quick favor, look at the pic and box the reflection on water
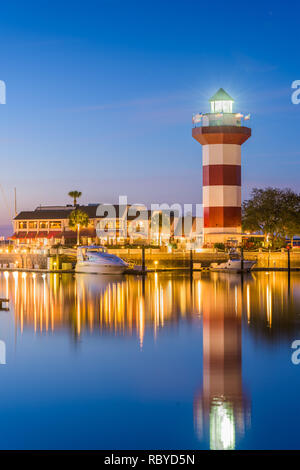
[0,270,299,449]
[1,272,203,343]
[194,275,250,450]
[2,270,297,340]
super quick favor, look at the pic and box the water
[0,270,299,450]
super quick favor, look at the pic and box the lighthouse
[192,89,251,245]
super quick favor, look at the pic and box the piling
[287,247,291,296]
[241,247,244,272]
[141,246,146,274]
[190,249,193,277]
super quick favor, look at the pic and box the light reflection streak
[246,284,251,324]
[0,271,296,345]
[0,272,203,342]
[0,270,298,448]
[266,284,272,328]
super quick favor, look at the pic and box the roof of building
[14,205,182,221]
[209,88,234,102]
[14,205,100,220]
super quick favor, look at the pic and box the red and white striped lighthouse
[192,89,251,245]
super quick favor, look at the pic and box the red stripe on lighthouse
[204,207,241,228]
[203,165,241,186]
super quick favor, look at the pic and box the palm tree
[68,190,82,206]
[68,209,89,245]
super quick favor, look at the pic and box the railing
[193,113,249,128]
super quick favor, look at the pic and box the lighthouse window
[213,100,233,113]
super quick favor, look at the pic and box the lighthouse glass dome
[209,88,234,113]
[211,100,233,113]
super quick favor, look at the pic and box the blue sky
[0,0,299,230]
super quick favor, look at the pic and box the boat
[210,259,256,273]
[210,250,256,273]
[76,245,128,275]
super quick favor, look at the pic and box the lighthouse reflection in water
[0,270,299,449]
[194,275,250,450]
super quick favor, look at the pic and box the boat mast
[14,187,17,217]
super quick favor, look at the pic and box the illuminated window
[19,221,27,229]
[28,221,38,229]
[49,221,61,229]
[101,221,114,231]
[136,223,144,233]
[39,221,48,229]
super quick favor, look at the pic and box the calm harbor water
[0,270,299,450]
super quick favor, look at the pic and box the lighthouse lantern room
[209,88,234,113]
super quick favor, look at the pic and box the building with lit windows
[11,204,203,247]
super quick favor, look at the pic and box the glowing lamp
[210,88,234,113]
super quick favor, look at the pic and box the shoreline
[0,266,299,274]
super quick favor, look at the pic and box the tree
[242,187,300,248]
[68,209,89,245]
[280,190,300,247]
[68,190,82,206]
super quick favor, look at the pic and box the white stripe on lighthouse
[202,144,241,166]
[203,186,241,207]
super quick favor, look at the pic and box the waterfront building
[12,205,97,246]
[192,89,251,245]
[11,204,203,247]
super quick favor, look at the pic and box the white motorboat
[76,245,128,275]
[210,258,256,273]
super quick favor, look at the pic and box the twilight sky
[0,0,299,232]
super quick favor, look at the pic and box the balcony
[192,121,251,145]
[192,113,250,128]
